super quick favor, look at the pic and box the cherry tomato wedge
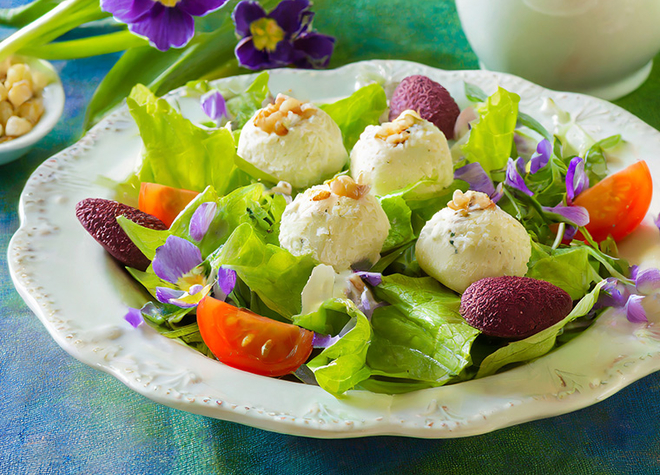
[197,296,314,377]
[572,161,653,243]
[138,182,199,227]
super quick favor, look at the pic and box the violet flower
[542,203,590,227]
[530,139,551,174]
[505,158,533,196]
[213,267,238,301]
[101,0,229,51]
[454,162,503,203]
[566,157,589,203]
[232,0,335,70]
[596,265,660,323]
[654,213,660,232]
[201,91,228,124]
[124,307,144,328]
[189,201,217,241]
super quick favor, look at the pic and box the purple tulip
[232,0,335,70]
[101,0,229,51]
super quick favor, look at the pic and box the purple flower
[566,157,589,203]
[530,139,551,174]
[356,271,382,287]
[505,158,533,196]
[312,332,341,349]
[454,163,504,203]
[232,0,335,70]
[563,224,578,241]
[201,91,228,124]
[189,202,217,241]
[625,294,648,323]
[101,0,229,51]
[152,235,212,308]
[655,213,660,231]
[635,267,660,295]
[213,267,237,301]
[124,307,144,328]
[542,203,590,227]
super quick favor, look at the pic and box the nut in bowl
[0,55,65,166]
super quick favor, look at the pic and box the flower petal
[505,158,533,196]
[217,267,237,296]
[491,182,504,204]
[235,36,291,70]
[356,271,382,287]
[178,0,228,17]
[232,0,267,37]
[153,235,203,284]
[597,277,626,308]
[189,201,217,241]
[200,91,227,123]
[515,156,526,176]
[101,0,154,23]
[312,332,340,349]
[454,162,496,197]
[635,267,660,295]
[124,307,144,328]
[625,294,648,323]
[655,213,660,231]
[291,31,335,69]
[530,139,551,174]
[156,286,188,305]
[129,4,195,51]
[566,157,589,202]
[563,224,578,241]
[542,203,590,227]
[270,0,311,36]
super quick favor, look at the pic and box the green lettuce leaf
[378,194,415,253]
[461,87,520,173]
[127,84,251,194]
[526,241,601,300]
[319,83,387,152]
[368,274,480,385]
[306,300,373,396]
[476,280,605,378]
[210,223,316,319]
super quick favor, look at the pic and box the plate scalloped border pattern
[8,60,660,439]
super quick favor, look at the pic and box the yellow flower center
[156,0,180,7]
[250,18,285,52]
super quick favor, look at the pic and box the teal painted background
[2,1,660,473]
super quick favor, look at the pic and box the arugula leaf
[306,300,373,396]
[476,280,605,378]
[210,223,316,319]
[319,83,387,152]
[461,87,520,173]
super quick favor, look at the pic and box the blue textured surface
[2,1,660,473]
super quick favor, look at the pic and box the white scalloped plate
[9,60,660,439]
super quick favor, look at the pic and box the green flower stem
[197,58,242,82]
[0,0,109,62]
[19,30,149,60]
[0,0,63,28]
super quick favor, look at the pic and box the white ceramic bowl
[0,56,65,166]
[456,0,660,100]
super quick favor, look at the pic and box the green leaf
[306,300,373,396]
[211,223,316,319]
[127,85,252,194]
[319,83,387,152]
[476,280,605,378]
[461,87,520,173]
[293,297,353,335]
[464,82,488,102]
[116,215,169,261]
[368,274,480,384]
[225,71,270,130]
[378,194,415,253]
[526,241,600,300]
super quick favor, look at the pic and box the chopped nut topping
[253,93,316,135]
[375,109,422,145]
[328,175,370,200]
[447,190,495,216]
[312,190,331,201]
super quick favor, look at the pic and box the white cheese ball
[237,95,347,189]
[415,190,531,293]
[350,110,453,196]
[279,178,390,272]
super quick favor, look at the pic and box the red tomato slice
[197,296,314,377]
[138,182,199,227]
[574,160,653,242]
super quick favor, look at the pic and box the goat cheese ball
[415,190,532,293]
[349,110,453,196]
[237,94,347,189]
[279,176,390,272]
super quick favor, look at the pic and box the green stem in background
[0,0,110,62]
[19,30,148,60]
[0,0,63,28]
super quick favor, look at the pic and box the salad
[75,71,654,398]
